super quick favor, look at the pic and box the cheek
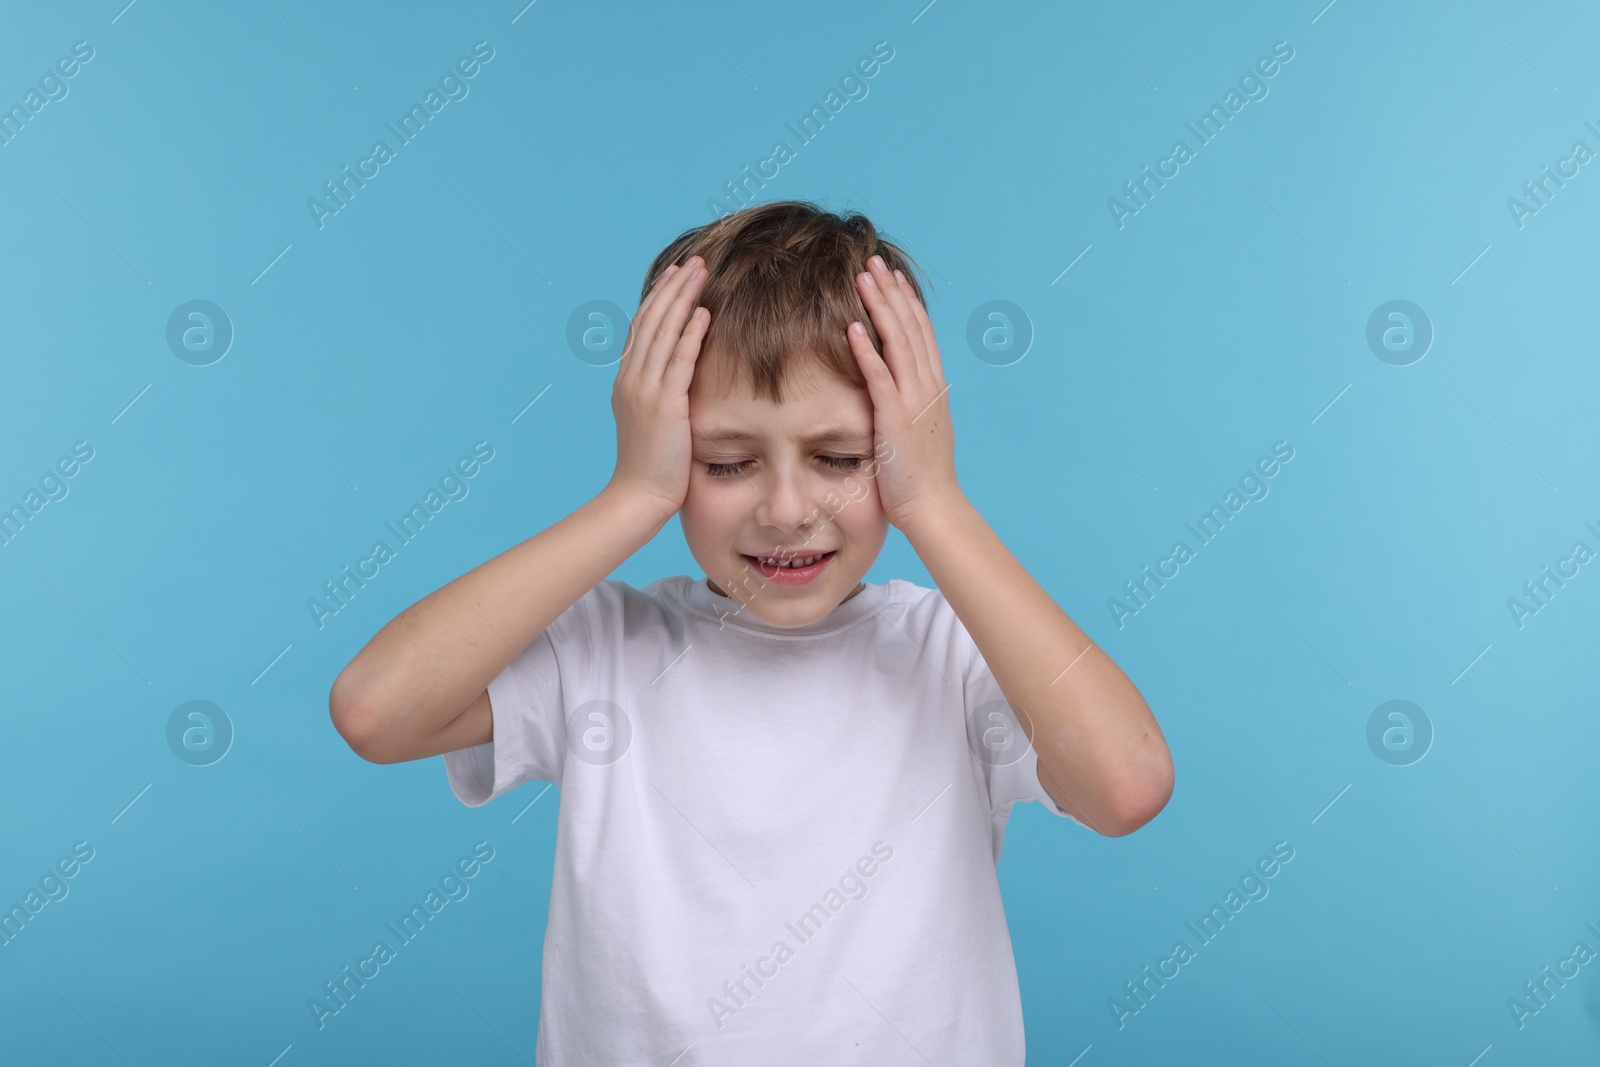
[832,480,887,534]
[677,493,708,538]
[679,483,738,541]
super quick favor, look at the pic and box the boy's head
[639,201,927,629]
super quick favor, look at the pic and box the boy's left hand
[846,255,964,532]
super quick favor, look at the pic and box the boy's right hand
[605,255,711,521]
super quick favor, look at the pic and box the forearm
[901,492,1172,836]
[329,484,670,757]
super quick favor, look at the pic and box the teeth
[755,553,825,568]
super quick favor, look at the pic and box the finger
[621,280,673,383]
[623,257,699,374]
[866,256,929,380]
[619,263,682,379]
[845,319,898,418]
[856,267,919,388]
[660,305,710,399]
[622,256,701,382]
[895,268,943,381]
[641,261,707,383]
[635,261,683,321]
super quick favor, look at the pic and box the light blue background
[2,1,1597,1063]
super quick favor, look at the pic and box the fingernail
[894,269,906,284]
[862,272,876,287]
[870,255,884,269]
[664,264,679,277]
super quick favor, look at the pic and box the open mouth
[742,550,837,585]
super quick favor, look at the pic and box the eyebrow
[696,424,873,447]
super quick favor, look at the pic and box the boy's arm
[328,486,671,764]
[331,254,713,766]
[900,496,1173,837]
[846,255,1172,837]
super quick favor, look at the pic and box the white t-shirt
[444,574,1080,1065]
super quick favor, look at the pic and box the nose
[752,460,820,535]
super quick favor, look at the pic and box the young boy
[329,201,1172,1064]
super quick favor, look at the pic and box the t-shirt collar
[679,574,888,636]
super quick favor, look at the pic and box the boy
[329,201,1173,1063]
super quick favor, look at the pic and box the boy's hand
[846,256,963,531]
[606,256,711,520]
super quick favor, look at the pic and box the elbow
[1101,750,1174,838]
[329,671,393,765]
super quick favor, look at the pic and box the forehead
[689,367,873,447]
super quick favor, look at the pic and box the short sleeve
[442,581,603,807]
[958,616,1087,829]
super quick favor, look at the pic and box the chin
[705,553,859,620]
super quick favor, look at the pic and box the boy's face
[681,360,888,629]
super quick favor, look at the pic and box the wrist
[597,480,679,533]
[894,485,971,543]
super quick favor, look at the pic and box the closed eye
[705,455,864,478]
